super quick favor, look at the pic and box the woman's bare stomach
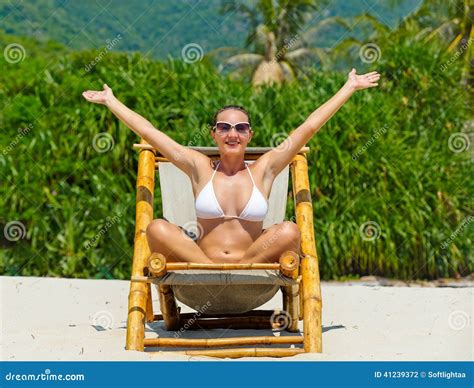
[197,218,263,262]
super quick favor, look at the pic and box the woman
[83,68,380,264]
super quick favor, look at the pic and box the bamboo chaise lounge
[125,141,322,358]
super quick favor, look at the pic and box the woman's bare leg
[242,221,301,263]
[146,219,212,263]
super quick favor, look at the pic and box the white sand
[1,276,472,361]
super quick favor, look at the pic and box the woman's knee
[279,221,301,246]
[146,218,171,243]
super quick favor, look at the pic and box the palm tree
[331,0,472,91]
[216,0,350,87]
[398,0,472,88]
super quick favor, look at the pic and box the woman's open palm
[347,68,380,90]
[82,84,113,105]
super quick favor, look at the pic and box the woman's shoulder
[248,154,269,174]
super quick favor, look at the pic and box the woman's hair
[212,105,252,127]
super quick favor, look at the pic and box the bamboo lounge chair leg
[298,280,304,321]
[280,251,299,332]
[291,153,323,353]
[158,285,180,330]
[145,283,154,322]
[282,285,299,332]
[146,253,180,330]
[126,141,156,351]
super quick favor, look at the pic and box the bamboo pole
[144,336,303,348]
[126,139,156,351]
[166,262,280,270]
[279,251,299,279]
[298,281,304,321]
[145,283,154,322]
[147,252,167,277]
[155,156,261,165]
[164,262,280,271]
[282,284,300,332]
[158,285,180,330]
[301,254,322,352]
[144,254,155,322]
[280,251,299,332]
[291,153,322,353]
[181,347,305,358]
[134,144,310,154]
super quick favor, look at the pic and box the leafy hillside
[0,0,422,59]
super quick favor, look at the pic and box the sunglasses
[213,121,251,135]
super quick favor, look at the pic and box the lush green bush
[0,32,471,280]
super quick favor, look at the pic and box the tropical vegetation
[1,18,471,280]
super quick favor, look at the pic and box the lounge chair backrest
[158,161,289,229]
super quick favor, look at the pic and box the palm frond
[285,47,330,69]
[279,60,296,82]
[206,46,244,60]
[352,12,390,38]
[424,18,461,44]
[330,37,361,54]
[222,53,264,69]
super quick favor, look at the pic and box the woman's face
[211,109,253,154]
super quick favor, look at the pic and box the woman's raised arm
[259,68,381,178]
[82,84,208,178]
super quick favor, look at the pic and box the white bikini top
[195,161,269,222]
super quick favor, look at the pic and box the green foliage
[0,0,420,60]
[0,31,471,280]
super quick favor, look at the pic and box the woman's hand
[82,84,114,105]
[346,68,380,91]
